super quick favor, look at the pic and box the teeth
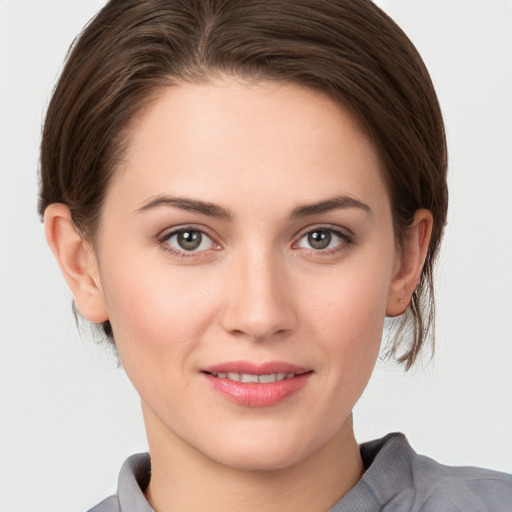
[241,373,259,383]
[214,372,297,383]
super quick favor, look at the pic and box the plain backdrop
[1,1,511,511]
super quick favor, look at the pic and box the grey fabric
[88,433,512,512]
[330,434,512,511]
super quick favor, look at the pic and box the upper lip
[201,361,311,375]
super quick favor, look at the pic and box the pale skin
[45,79,432,512]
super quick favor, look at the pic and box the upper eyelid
[293,223,354,240]
[157,224,218,243]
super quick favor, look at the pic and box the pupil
[308,230,331,249]
[177,230,202,250]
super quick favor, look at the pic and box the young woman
[38,0,511,510]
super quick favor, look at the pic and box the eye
[295,228,349,252]
[162,228,217,253]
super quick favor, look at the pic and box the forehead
[107,79,389,217]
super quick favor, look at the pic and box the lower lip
[203,372,312,407]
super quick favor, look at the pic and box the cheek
[299,256,392,384]
[100,255,220,368]
[323,287,384,380]
[302,259,391,340]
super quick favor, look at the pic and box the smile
[206,372,298,383]
[201,362,313,407]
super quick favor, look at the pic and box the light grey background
[1,1,511,511]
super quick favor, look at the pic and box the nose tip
[220,257,297,342]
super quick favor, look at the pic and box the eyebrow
[289,195,372,219]
[135,195,232,220]
[135,193,371,220]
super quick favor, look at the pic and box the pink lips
[201,361,312,407]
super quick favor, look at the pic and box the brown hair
[39,0,448,369]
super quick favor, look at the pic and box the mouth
[201,362,313,407]
[204,371,307,383]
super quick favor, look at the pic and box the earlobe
[386,209,433,317]
[44,204,109,323]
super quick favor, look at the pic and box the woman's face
[94,79,401,470]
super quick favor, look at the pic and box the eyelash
[157,225,220,260]
[293,225,354,256]
[157,224,353,260]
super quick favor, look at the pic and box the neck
[144,410,363,512]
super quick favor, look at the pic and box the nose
[220,249,298,342]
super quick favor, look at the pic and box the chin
[202,429,324,473]
[216,448,304,472]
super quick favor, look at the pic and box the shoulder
[409,447,512,511]
[353,433,512,512]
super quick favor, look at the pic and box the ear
[44,203,109,323]
[386,209,433,317]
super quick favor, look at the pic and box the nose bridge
[221,244,296,341]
